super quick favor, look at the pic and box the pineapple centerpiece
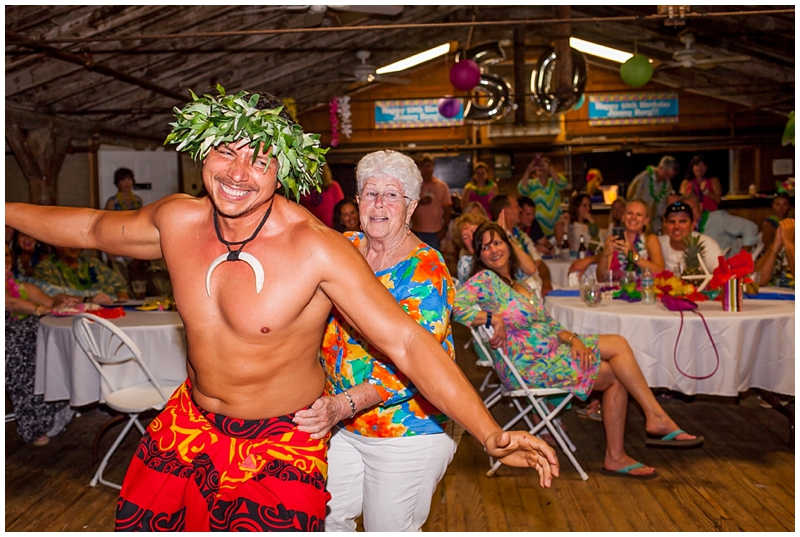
[680,235,712,292]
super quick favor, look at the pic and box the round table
[544,292,795,397]
[35,310,188,406]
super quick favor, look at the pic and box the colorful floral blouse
[32,253,128,298]
[452,270,600,400]
[320,232,456,437]
[518,173,568,237]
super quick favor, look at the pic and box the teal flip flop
[646,429,705,448]
[600,462,658,480]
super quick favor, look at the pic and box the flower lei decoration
[164,84,328,202]
[337,96,353,139]
[465,180,496,197]
[329,97,339,147]
[646,165,669,203]
[6,271,22,298]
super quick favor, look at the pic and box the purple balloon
[449,59,481,91]
[437,96,462,118]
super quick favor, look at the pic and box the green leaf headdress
[164,84,328,201]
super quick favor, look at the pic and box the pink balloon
[449,59,481,91]
[437,96,461,118]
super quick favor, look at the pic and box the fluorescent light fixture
[570,37,633,63]
[376,43,452,74]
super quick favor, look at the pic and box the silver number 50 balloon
[457,42,515,123]
[532,47,587,116]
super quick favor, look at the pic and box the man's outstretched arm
[6,197,177,261]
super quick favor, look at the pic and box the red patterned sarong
[115,379,329,531]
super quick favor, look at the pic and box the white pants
[324,423,459,532]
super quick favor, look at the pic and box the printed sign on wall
[588,93,679,126]
[375,99,463,129]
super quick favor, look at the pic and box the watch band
[484,311,493,328]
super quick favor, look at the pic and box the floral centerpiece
[653,271,708,302]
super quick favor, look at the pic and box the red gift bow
[707,251,754,290]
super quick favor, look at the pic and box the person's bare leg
[598,334,696,441]
[593,362,654,476]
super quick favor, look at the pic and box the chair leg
[92,414,127,465]
[90,414,141,491]
[479,370,494,392]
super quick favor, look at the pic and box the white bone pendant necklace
[205,198,274,297]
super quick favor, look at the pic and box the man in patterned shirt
[627,155,680,236]
[517,153,568,238]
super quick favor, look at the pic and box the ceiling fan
[656,32,751,70]
[334,50,411,86]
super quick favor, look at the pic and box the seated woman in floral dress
[452,222,704,478]
[5,245,78,446]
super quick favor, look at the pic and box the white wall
[97,146,179,208]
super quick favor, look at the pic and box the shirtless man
[6,89,558,532]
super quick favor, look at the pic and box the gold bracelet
[33,304,41,316]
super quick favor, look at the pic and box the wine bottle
[560,233,570,260]
[578,236,587,259]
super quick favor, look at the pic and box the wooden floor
[5,322,795,532]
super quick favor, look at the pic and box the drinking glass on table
[745,271,760,294]
[131,280,147,300]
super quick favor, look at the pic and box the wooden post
[5,123,71,205]
[513,26,527,126]
[88,134,101,209]
[553,6,573,97]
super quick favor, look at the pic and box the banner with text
[588,93,679,126]
[375,99,463,129]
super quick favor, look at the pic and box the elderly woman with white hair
[293,150,462,531]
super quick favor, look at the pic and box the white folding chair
[468,332,502,407]
[471,325,589,481]
[72,313,182,490]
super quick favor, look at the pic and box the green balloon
[620,54,653,88]
[782,110,794,147]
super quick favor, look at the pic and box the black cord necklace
[205,196,275,296]
[212,196,274,261]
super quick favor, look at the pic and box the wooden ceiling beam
[7,30,187,102]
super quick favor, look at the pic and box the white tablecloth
[544,292,795,397]
[543,257,596,288]
[35,310,188,406]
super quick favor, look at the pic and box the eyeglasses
[358,190,411,204]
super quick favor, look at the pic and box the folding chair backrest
[72,313,171,403]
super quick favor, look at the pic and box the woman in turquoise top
[517,154,568,237]
[453,222,703,478]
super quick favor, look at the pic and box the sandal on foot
[33,435,50,447]
[646,429,704,448]
[600,462,657,480]
[576,404,602,422]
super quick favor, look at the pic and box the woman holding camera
[595,199,664,282]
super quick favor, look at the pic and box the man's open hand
[484,430,560,488]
